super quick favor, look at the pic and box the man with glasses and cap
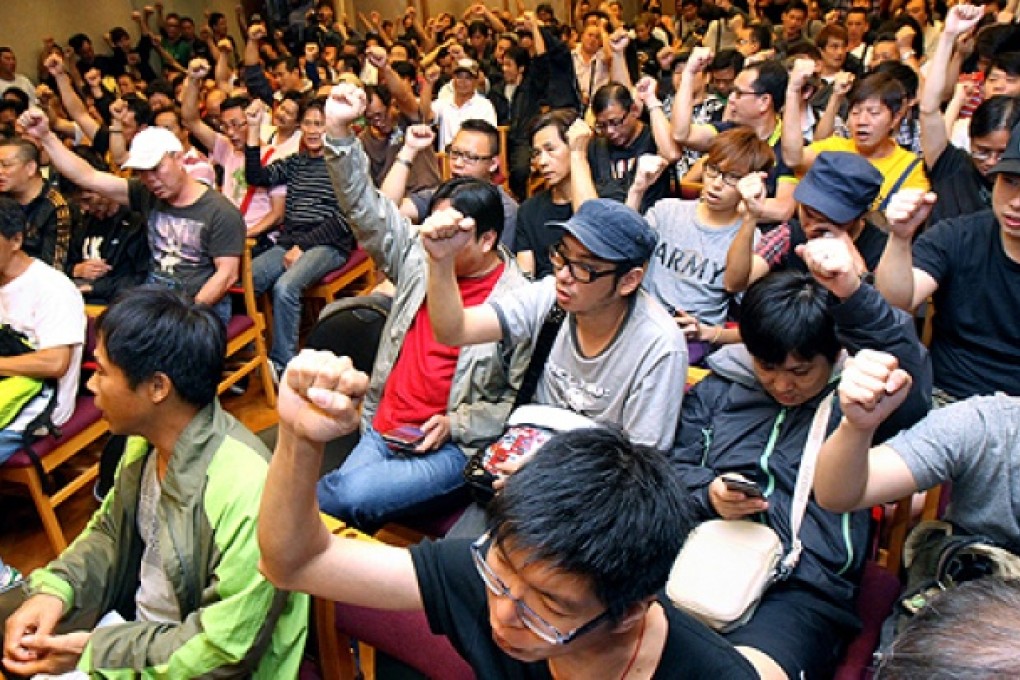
[18,109,244,328]
[422,58,497,150]
[874,122,1020,404]
[261,373,759,678]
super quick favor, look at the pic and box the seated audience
[316,84,530,531]
[674,237,930,679]
[1,288,308,677]
[422,58,497,149]
[0,197,83,465]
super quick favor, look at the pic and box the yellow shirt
[807,136,930,211]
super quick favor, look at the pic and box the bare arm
[424,235,505,347]
[757,180,797,224]
[419,68,438,123]
[194,255,239,306]
[181,63,222,153]
[247,193,285,237]
[0,347,72,380]
[782,60,816,173]
[671,48,718,151]
[47,58,101,142]
[875,189,940,311]
[566,120,598,211]
[724,172,771,293]
[215,44,235,92]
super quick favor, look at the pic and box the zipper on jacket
[758,408,787,498]
[700,428,713,466]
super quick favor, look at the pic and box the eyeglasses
[364,110,389,123]
[593,111,632,133]
[703,163,742,188]
[548,243,622,283]
[471,533,611,645]
[221,119,247,131]
[447,147,494,163]
[971,146,1005,163]
[729,87,762,98]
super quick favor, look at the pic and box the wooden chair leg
[23,469,68,555]
[315,597,358,680]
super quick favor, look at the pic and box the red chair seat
[3,396,102,467]
[225,314,255,340]
[834,561,902,679]
[317,249,370,285]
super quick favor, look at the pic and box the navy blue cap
[553,199,657,263]
[794,152,882,224]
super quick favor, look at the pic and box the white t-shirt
[0,73,37,106]
[431,94,497,149]
[0,259,84,430]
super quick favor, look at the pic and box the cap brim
[987,159,1020,177]
[122,156,161,170]
[794,183,861,225]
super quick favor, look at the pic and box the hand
[796,234,861,300]
[366,45,387,69]
[278,350,368,444]
[282,245,302,269]
[674,310,701,340]
[3,594,65,673]
[144,5,155,15]
[895,25,917,53]
[825,8,841,24]
[369,10,382,25]
[43,53,65,77]
[3,631,89,677]
[248,24,267,41]
[324,82,367,134]
[685,45,713,74]
[884,189,938,241]
[76,259,112,280]
[245,99,265,128]
[708,476,769,519]
[608,27,630,53]
[84,68,102,88]
[944,4,983,37]
[217,38,234,53]
[187,58,210,81]
[403,124,435,152]
[109,98,130,124]
[199,26,212,42]
[736,171,767,219]
[789,57,817,91]
[415,414,451,452]
[36,84,54,104]
[657,46,675,71]
[633,154,668,190]
[566,119,593,153]
[424,64,441,84]
[634,76,661,106]
[838,350,913,432]
[131,10,142,21]
[420,207,477,263]
[832,71,855,98]
[16,108,51,140]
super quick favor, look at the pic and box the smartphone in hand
[381,425,426,452]
[721,473,764,499]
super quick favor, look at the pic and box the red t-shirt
[373,262,505,433]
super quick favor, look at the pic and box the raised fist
[44,54,65,77]
[187,58,210,81]
[566,119,593,153]
[17,108,51,140]
[324,82,367,130]
[366,45,387,69]
[685,46,713,74]
[404,124,435,151]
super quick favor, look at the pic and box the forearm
[723,217,758,293]
[259,422,334,588]
[815,93,844,141]
[0,349,70,380]
[814,419,877,512]
[874,235,917,311]
[215,51,233,92]
[181,78,202,125]
[426,257,471,345]
[782,88,805,170]
[54,74,99,140]
[109,124,128,167]
[609,52,631,88]
[379,146,416,203]
[193,264,236,306]
[648,106,679,162]
[757,185,796,223]
[244,144,273,186]
[570,150,598,211]
[671,74,696,143]
[924,33,956,114]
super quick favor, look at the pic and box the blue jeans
[252,245,343,369]
[316,426,469,531]
[0,428,24,466]
[144,272,232,330]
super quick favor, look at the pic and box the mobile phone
[721,473,764,499]
[381,425,425,451]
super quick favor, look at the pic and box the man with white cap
[422,58,498,149]
[18,109,245,327]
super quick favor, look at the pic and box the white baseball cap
[122,127,184,170]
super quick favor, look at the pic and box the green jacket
[29,401,308,678]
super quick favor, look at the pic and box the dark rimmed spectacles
[548,243,623,283]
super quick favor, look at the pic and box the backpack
[305,294,393,375]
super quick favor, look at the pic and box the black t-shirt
[928,143,991,225]
[913,210,1020,398]
[588,125,671,213]
[778,219,888,273]
[410,538,759,680]
[515,191,570,279]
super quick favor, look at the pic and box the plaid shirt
[755,223,792,268]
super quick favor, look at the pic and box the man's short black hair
[709,48,745,74]
[429,177,504,242]
[97,286,226,408]
[0,138,40,173]
[458,118,501,156]
[591,82,634,115]
[208,11,226,28]
[110,27,130,45]
[0,196,27,239]
[124,97,153,127]
[220,95,252,116]
[68,33,91,54]
[741,271,841,365]
[746,60,789,113]
[488,427,692,624]
[504,45,531,71]
[746,22,773,50]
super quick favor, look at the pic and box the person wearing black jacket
[672,236,931,680]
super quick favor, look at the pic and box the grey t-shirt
[887,394,1020,553]
[490,277,688,450]
[135,454,182,624]
[643,199,757,326]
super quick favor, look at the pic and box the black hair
[468,20,491,38]
[591,82,634,115]
[220,94,252,116]
[891,15,924,56]
[970,95,1020,139]
[208,11,226,28]
[488,427,692,624]
[747,60,789,112]
[877,578,1020,679]
[975,23,1020,61]
[109,27,130,45]
[392,60,417,82]
[710,48,745,73]
[0,196,27,238]
[504,45,531,71]
[529,108,579,143]
[746,22,773,50]
[741,271,841,365]
[300,96,326,120]
[0,137,40,171]
[428,177,504,241]
[1,88,29,115]
[849,72,906,116]
[987,51,1020,78]
[124,97,153,127]
[785,0,809,15]
[96,286,225,408]
[68,33,91,54]
[147,79,175,101]
[785,40,822,61]
[873,61,919,99]
[364,84,392,109]
[459,118,501,156]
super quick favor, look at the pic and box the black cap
[988,121,1020,177]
